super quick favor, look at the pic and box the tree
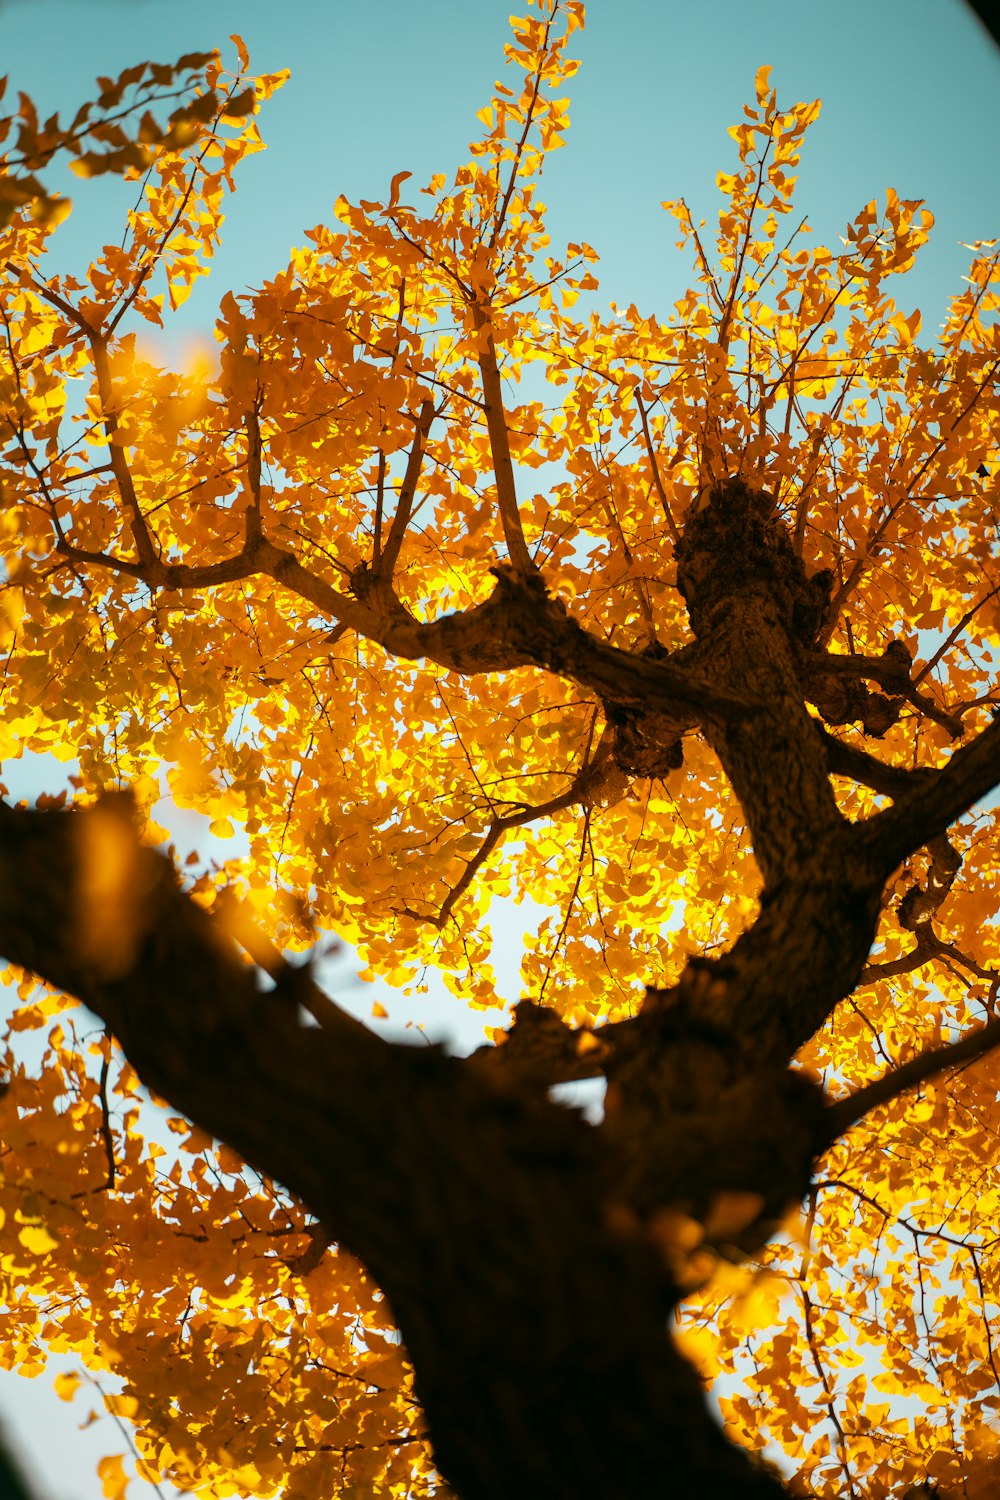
[1,2,999,1495]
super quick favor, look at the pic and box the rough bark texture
[3,479,1000,1498]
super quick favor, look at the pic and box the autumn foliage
[1,3,1000,1497]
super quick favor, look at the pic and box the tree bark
[4,481,1000,1497]
[0,798,785,1500]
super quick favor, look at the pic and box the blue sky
[3,0,998,335]
[0,1,997,1496]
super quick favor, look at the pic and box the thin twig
[243,405,263,544]
[473,310,535,573]
[913,578,1000,688]
[826,1019,1000,1142]
[376,399,436,579]
[97,1032,116,1192]
[634,392,681,543]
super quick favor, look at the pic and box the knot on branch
[601,640,688,779]
[675,478,831,644]
[805,671,905,738]
[803,638,964,740]
[898,835,962,931]
[350,559,400,607]
[860,836,965,986]
[487,562,586,668]
[349,559,374,597]
[472,999,607,1089]
[488,561,551,605]
[605,705,685,779]
[602,1002,827,1250]
[881,637,915,685]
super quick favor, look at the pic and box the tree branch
[403,738,616,929]
[46,523,749,728]
[473,306,535,575]
[857,835,962,983]
[824,1019,1000,1144]
[243,406,263,545]
[912,577,1000,688]
[803,646,963,739]
[89,335,159,569]
[634,392,681,544]
[212,887,371,1039]
[0,795,789,1500]
[373,398,436,580]
[9,266,158,566]
[857,711,1000,878]
[817,726,936,801]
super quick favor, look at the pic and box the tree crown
[2,3,1000,1496]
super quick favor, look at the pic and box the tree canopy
[1,3,1000,1496]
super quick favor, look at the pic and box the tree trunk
[3,481,999,1496]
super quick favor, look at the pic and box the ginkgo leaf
[97,1454,129,1500]
[54,1369,83,1402]
[18,1224,59,1255]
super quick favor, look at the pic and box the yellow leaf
[754,64,773,103]
[104,1393,139,1420]
[32,195,73,228]
[729,1275,784,1334]
[387,169,412,210]
[18,1224,59,1255]
[673,1322,721,1382]
[221,86,256,121]
[97,1454,129,1500]
[210,1275,254,1310]
[910,1087,937,1122]
[0,588,24,646]
[54,1370,82,1402]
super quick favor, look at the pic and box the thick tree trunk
[2,481,999,1496]
[0,799,786,1499]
